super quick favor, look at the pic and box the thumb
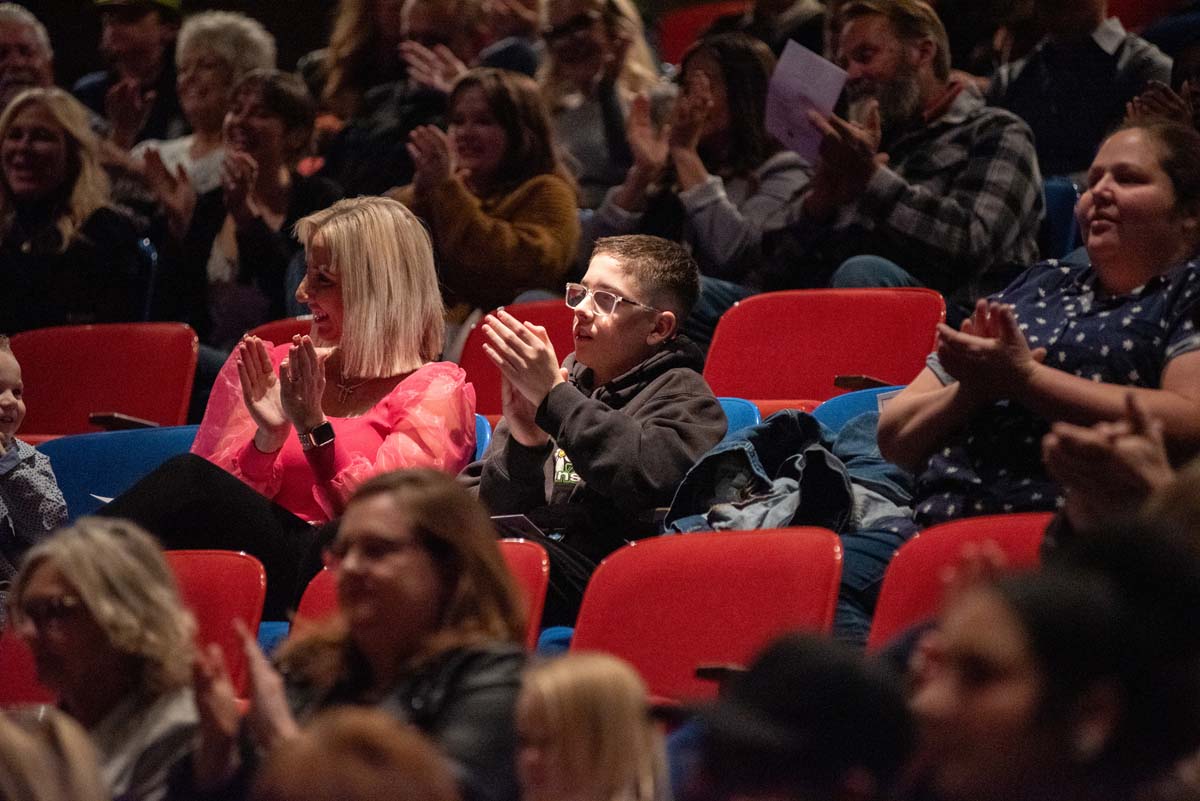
[1031,347,1047,364]
[559,367,569,383]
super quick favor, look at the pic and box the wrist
[254,426,290,453]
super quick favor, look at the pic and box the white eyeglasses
[565,282,659,317]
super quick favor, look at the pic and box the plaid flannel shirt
[763,86,1044,303]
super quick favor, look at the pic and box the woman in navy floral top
[836,121,1200,643]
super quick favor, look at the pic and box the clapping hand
[106,77,153,149]
[222,149,260,228]
[237,335,289,452]
[278,335,328,434]
[143,148,197,240]
[935,300,1046,403]
[400,40,468,96]
[481,309,566,407]
[235,618,299,750]
[407,124,456,196]
[500,374,552,448]
[191,642,242,789]
[668,69,714,154]
[803,100,886,220]
[1125,80,1192,127]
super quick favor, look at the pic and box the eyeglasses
[13,595,82,629]
[542,9,601,43]
[565,282,659,317]
[324,535,422,567]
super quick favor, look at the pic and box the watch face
[311,422,335,446]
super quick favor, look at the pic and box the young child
[465,235,727,624]
[516,653,668,801]
[0,335,66,617]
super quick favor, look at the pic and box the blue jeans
[831,255,968,330]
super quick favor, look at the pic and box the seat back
[656,1,752,63]
[811,386,904,433]
[247,316,315,345]
[1041,177,1081,260]
[37,426,199,521]
[717,397,761,440]
[0,630,55,705]
[459,300,576,416]
[499,538,550,650]
[866,513,1051,651]
[11,323,199,436]
[164,550,266,697]
[295,567,338,629]
[475,414,492,461]
[571,528,842,702]
[704,289,944,403]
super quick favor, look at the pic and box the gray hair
[0,4,51,58]
[176,10,276,80]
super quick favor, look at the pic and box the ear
[646,310,678,347]
[1069,681,1122,765]
[909,36,937,70]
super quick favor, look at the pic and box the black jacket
[468,336,727,563]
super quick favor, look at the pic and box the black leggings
[99,454,335,619]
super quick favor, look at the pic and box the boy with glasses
[463,235,726,625]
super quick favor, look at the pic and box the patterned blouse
[914,257,1200,526]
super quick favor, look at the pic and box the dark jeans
[99,453,334,619]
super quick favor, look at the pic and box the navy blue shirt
[914,257,1200,525]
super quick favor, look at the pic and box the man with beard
[761,0,1042,318]
[0,5,54,111]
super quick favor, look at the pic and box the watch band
[298,421,335,451]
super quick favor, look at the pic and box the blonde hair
[277,469,525,688]
[540,0,659,110]
[0,88,111,252]
[519,653,668,801]
[252,707,462,801]
[0,709,108,801]
[294,197,444,378]
[176,11,276,80]
[8,518,196,695]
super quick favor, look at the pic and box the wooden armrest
[89,412,160,431]
[834,374,891,391]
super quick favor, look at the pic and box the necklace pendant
[336,383,353,403]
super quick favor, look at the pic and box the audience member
[103,197,473,617]
[0,708,108,801]
[0,4,54,110]
[911,521,1200,801]
[464,235,726,624]
[391,67,580,355]
[317,0,488,197]
[184,469,525,801]
[703,0,825,57]
[540,0,659,208]
[0,87,145,333]
[591,33,809,346]
[692,634,913,801]
[868,120,1200,645]
[8,518,198,801]
[516,653,668,801]
[73,0,186,149]
[162,68,340,351]
[762,0,1042,318]
[0,335,65,623]
[131,11,277,197]
[251,708,463,801]
[988,0,1172,177]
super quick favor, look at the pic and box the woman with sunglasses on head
[539,0,660,208]
[181,469,526,801]
[8,518,198,801]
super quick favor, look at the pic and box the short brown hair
[839,0,951,81]
[592,235,700,320]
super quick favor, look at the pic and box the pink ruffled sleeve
[305,362,477,518]
[190,342,291,499]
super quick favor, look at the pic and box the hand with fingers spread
[935,300,1046,402]
[191,643,243,789]
[408,124,456,196]
[144,148,197,240]
[1043,392,1176,532]
[803,100,886,221]
[278,335,328,434]
[106,77,154,149]
[484,0,541,38]
[481,309,566,407]
[399,41,468,96]
[613,94,669,211]
[237,335,289,452]
[1125,80,1192,127]
[222,149,260,228]
[235,618,300,750]
[668,69,714,154]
